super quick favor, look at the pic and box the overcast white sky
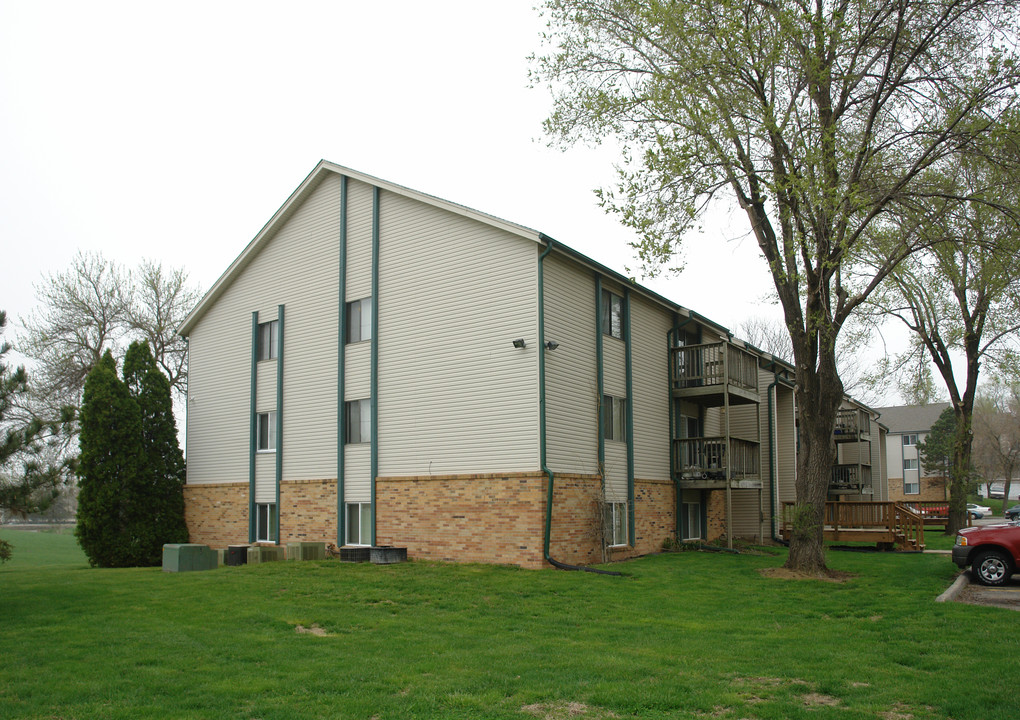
[1,1,781,333]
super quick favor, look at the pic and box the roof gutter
[539,234,621,576]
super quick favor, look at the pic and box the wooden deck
[780,501,925,551]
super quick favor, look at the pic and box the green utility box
[162,544,218,572]
[247,545,285,564]
[286,542,326,561]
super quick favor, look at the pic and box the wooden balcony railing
[673,436,760,480]
[780,501,925,550]
[833,408,871,441]
[830,464,872,492]
[669,341,758,394]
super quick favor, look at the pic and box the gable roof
[873,403,951,434]
[176,160,779,366]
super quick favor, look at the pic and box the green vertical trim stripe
[594,275,605,486]
[539,238,556,560]
[337,175,348,546]
[248,311,259,543]
[370,186,380,546]
[624,288,635,546]
[274,305,284,545]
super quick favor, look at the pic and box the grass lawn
[1,528,1016,720]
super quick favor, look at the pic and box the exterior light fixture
[512,339,526,349]
[545,341,559,350]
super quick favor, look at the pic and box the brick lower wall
[887,476,949,502]
[186,472,677,569]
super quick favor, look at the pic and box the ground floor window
[256,503,277,542]
[904,479,920,494]
[346,502,373,546]
[602,501,628,547]
[681,490,702,540]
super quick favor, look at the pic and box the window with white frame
[346,298,372,344]
[601,289,623,339]
[256,503,277,542]
[602,502,628,546]
[904,458,918,470]
[902,434,918,446]
[258,319,279,361]
[256,411,276,452]
[346,502,372,546]
[602,395,627,442]
[345,399,371,444]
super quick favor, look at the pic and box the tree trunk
[946,409,974,534]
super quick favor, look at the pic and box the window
[256,411,276,451]
[602,502,628,546]
[346,502,373,545]
[602,395,627,442]
[345,399,371,444]
[904,458,918,470]
[346,297,372,344]
[601,289,623,339]
[904,481,920,494]
[256,503,277,542]
[902,434,918,446]
[258,319,279,361]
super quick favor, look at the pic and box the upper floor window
[345,399,372,444]
[903,434,918,446]
[257,411,276,452]
[602,395,627,442]
[346,298,372,344]
[904,458,918,470]
[601,289,623,339]
[258,320,279,361]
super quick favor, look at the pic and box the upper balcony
[833,408,872,443]
[830,464,873,495]
[673,436,762,489]
[669,341,760,406]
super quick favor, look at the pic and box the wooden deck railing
[673,436,760,480]
[669,341,758,393]
[780,501,925,550]
[831,464,872,491]
[833,408,871,440]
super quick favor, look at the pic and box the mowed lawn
[0,529,1014,720]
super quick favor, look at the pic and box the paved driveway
[955,573,1020,611]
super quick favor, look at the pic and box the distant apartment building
[874,403,951,502]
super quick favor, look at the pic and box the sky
[0,1,932,410]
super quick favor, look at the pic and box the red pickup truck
[952,522,1020,586]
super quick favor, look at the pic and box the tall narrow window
[346,297,373,344]
[256,503,278,542]
[601,290,623,339]
[602,395,627,442]
[602,502,628,546]
[258,319,279,360]
[346,502,372,545]
[256,411,276,451]
[345,399,372,444]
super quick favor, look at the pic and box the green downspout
[370,186,380,546]
[275,305,284,544]
[337,176,348,546]
[595,275,605,487]
[248,311,259,543]
[540,238,556,562]
[624,288,635,546]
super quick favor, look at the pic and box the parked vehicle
[952,523,1020,586]
[1005,504,1020,521]
[967,503,992,519]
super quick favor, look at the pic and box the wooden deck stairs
[780,501,925,551]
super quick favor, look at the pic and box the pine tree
[75,351,145,567]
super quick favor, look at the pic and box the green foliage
[75,345,186,568]
[918,407,958,479]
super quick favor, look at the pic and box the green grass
[1,529,1016,720]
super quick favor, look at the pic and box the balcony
[669,341,759,406]
[833,408,871,442]
[673,436,761,488]
[830,464,873,494]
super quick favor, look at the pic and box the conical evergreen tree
[123,341,188,562]
[75,351,145,567]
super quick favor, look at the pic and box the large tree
[533,0,1020,572]
[973,378,1020,509]
[0,310,72,562]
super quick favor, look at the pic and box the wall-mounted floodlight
[512,339,526,349]
[544,341,559,350]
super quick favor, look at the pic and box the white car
[967,503,993,518]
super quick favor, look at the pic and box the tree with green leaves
[533,0,1020,572]
[75,346,187,567]
[1,310,72,562]
[917,406,957,495]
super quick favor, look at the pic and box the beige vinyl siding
[630,295,671,481]
[543,254,598,475]
[602,307,627,494]
[605,443,628,501]
[186,173,341,486]
[376,191,539,476]
[776,385,797,504]
[255,455,276,503]
[875,427,888,501]
[345,179,374,301]
[344,445,371,502]
[344,342,371,400]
